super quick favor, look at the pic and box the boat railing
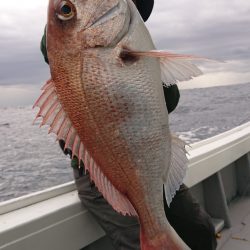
[0,122,249,250]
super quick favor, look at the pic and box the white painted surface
[0,182,76,215]
[184,122,250,187]
[0,191,105,250]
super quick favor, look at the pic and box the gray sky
[0,0,249,106]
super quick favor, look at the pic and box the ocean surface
[0,82,249,202]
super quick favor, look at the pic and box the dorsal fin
[33,79,137,216]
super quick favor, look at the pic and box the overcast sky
[0,0,249,106]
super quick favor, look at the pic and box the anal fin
[163,134,188,206]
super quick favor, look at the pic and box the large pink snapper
[34,0,203,249]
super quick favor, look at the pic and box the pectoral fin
[122,49,204,86]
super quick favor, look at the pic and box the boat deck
[218,196,250,250]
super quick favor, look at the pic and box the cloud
[0,84,41,107]
[0,39,49,86]
[145,0,250,83]
[147,0,250,59]
[0,0,48,87]
[0,1,47,41]
[0,0,249,106]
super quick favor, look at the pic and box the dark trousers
[74,169,217,250]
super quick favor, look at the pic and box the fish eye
[56,1,75,21]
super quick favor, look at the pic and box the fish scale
[33,0,205,249]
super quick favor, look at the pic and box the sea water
[0,83,249,202]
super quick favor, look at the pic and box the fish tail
[140,227,190,250]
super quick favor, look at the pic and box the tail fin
[140,228,190,250]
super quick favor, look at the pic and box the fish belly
[59,46,170,239]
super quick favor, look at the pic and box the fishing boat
[0,122,250,250]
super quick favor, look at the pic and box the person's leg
[74,162,216,250]
[73,167,140,250]
[164,184,217,250]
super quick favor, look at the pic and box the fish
[34,0,203,249]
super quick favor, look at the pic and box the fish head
[47,0,131,58]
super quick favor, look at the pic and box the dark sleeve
[40,26,49,64]
[163,84,180,113]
